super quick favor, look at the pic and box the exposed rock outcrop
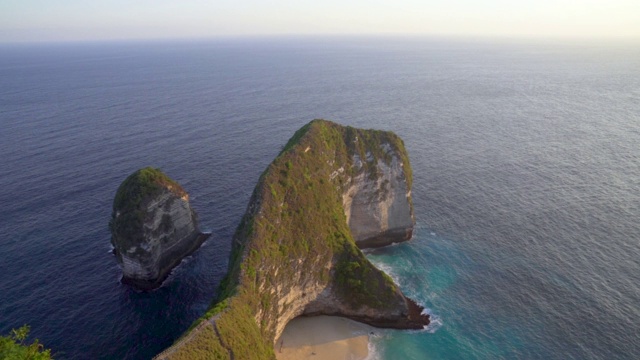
[155,120,426,360]
[342,141,415,248]
[110,167,209,290]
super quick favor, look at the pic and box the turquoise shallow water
[367,221,606,360]
[367,227,514,359]
[1,38,639,359]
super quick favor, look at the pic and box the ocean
[0,37,638,359]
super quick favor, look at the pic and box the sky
[1,0,639,42]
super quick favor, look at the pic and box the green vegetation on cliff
[158,120,415,360]
[113,167,185,210]
[0,325,52,360]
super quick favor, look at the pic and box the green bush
[0,325,52,360]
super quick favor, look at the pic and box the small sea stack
[109,167,209,290]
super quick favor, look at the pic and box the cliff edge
[110,167,209,290]
[155,120,426,359]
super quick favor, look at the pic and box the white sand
[275,316,372,360]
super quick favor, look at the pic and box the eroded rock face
[342,144,415,248]
[110,168,209,290]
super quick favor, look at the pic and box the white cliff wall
[342,144,414,248]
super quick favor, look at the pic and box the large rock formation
[110,167,209,290]
[155,120,426,360]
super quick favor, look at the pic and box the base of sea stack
[120,232,211,291]
[356,228,414,249]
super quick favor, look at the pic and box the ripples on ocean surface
[0,38,638,359]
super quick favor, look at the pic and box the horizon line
[2,32,640,46]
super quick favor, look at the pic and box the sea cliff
[341,133,414,248]
[110,167,209,290]
[155,120,426,359]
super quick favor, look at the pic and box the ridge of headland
[155,119,427,359]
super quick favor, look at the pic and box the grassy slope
[161,120,413,360]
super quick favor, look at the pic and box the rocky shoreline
[303,295,429,330]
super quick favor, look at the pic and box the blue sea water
[1,37,639,359]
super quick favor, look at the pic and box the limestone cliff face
[342,143,415,248]
[155,120,426,360]
[110,167,209,290]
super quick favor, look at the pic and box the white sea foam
[422,308,443,333]
[364,332,385,360]
[368,259,401,285]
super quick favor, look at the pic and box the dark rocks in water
[109,167,209,290]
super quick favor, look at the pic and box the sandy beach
[275,316,372,360]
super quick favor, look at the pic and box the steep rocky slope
[110,167,209,290]
[155,120,427,359]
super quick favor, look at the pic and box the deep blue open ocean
[1,37,639,359]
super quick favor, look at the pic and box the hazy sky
[1,0,639,42]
